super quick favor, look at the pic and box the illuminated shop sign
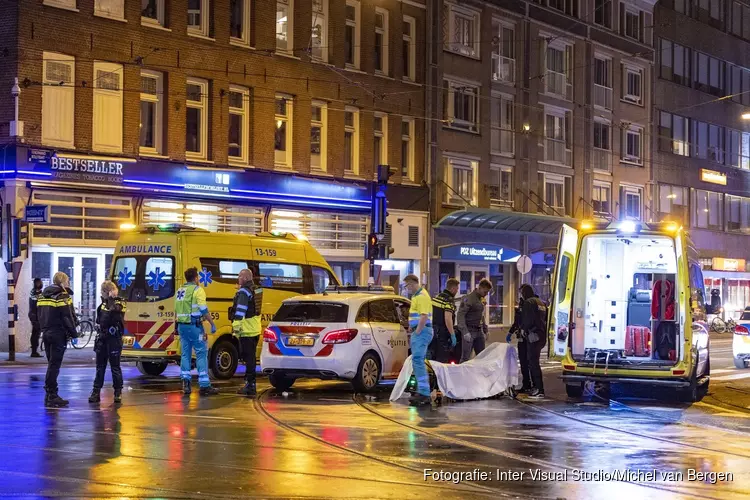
[439,244,521,262]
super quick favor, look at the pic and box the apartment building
[653,0,750,318]
[426,0,655,328]
[0,0,429,351]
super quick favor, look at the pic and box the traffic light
[366,232,394,260]
[377,164,396,185]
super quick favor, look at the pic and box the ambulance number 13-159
[255,248,277,257]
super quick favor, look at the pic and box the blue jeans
[178,323,210,388]
[410,328,433,397]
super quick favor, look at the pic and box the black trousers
[518,340,532,389]
[43,332,67,393]
[431,328,453,363]
[460,331,486,363]
[93,335,123,390]
[527,337,547,393]
[30,322,41,353]
[240,336,259,383]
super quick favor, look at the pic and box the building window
[44,0,77,10]
[311,101,327,171]
[731,2,750,41]
[622,124,643,165]
[492,21,515,84]
[228,86,249,164]
[95,0,124,19]
[729,65,750,106]
[444,3,480,58]
[594,0,612,28]
[623,66,643,104]
[658,111,690,156]
[658,184,689,224]
[489,166,512,208]
[543,109,572,166]
[188,0,210,37]
[143,200,263,234]
[593,56,613,110]
[692,120,724,163]
[693,51,725,97]
[276,0,293,53]
[593,182,611,218]
[42,52,75,148]
[92,61,123,153]
[275,95,292,168]
[548,0,578,17]
[230,0,251,45]
[139,70,163,155]
[311,0,328,62]
[543,41,573,100]
[593,120,611,172]
[142,0,166,27]
[725,195,750,233]
[621,186,642,220]
[622,8,640,40]
[345,0,360,69]
[374,8,389,75]
[728,129,750,169]
[344,107,359,174]
[402,16,416,81]
[186,78,208,160]
[660,39,691,87]
[444,157,477,205]
[693,189,723,230]
[373,113,387,176]
[543,174,568,216]
[401,118,414,181]
[444,79,480,133]
[491,94,514,155]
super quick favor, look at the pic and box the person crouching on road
[458,279,493,363]
[38,272,79,408]
[403,274,433,406]
[232,269,263,397]
[519,284,548,399]
[29,278,43,357]
[89,281,127,404]
[430,278,459,363]
[175,267,218,396]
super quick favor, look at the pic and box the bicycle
[710,316,736,334]
[71,315,96,349]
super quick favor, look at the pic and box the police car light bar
[324,285,395,294]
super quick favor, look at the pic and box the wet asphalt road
[2,333,750,499]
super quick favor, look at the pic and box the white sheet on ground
[389,342,519,401]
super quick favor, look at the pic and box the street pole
[5,204,15,361]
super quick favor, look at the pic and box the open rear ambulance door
[548,224,578,360]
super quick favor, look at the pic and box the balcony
[545,71,573,100]
[491,128,515,156]
[593,84,613,110]
[492,54,516,84]
[592,148,612,173]
[544,138,572,166]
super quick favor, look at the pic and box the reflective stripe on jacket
[232,285,263,337]
[175,284,207,324]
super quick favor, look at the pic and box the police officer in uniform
[89,280,127,404]
[519,284,548,399]
[38,272,79,408]
[430,278,459,363]
[175,267,218,396]
[458,279,493,363]
[232,269,263,397]
[29,278,43,357]
[403,274,433,406]
[507,295,533,393]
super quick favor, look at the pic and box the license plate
[287,337,314,347]
[123,336,135,347]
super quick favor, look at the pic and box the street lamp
[743,112,750,120]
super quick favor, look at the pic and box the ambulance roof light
[618,220,638,233]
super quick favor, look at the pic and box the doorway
[457,265,489,324]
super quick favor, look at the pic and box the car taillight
[263,328,278,343]
[735,325,750,336]
[322,329,358,344]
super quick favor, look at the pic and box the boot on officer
[89,280,127,404]
[231,269,263,397]
[175,267,218,396]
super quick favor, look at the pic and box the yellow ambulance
[113,223,339,379]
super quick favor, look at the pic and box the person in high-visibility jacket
[231,269,263,397]
[403,274,433,406]
[175,267,218,396]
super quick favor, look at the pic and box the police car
[260,286,411,392]
[733,307,750,369]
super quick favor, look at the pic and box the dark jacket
[96,297,127,337]
[457,290,488,337]
[38,285,78,338]
[431,289,456,333]
[520,295,547,343]
[28,288,42,323]
[509,298,524,339]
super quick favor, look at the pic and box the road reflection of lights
[168,424,185,470]
[408,431,417,455]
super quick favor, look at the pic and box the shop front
[0,146,372,351]
[703,257,750,319]
[431,209,575,329]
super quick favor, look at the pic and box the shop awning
[434,209,576,235]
